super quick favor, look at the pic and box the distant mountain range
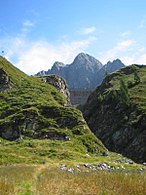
[36,53,125,89]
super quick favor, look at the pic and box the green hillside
[0,57,107,164]
[83,64,146,163]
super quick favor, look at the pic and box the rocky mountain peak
[53,61,65,67]
[105,59,124,67]
[36,53,125,89]
[50,61,65,74]
[73,53,89,63]
[107,58,122,64]
[103,59,125,73]
[114,58,122,63]
[72,52,102,69]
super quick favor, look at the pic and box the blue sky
[0,0,146,74]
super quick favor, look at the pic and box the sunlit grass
[0,164,145,195]
[35,168,146,195]
[0,165,36,195]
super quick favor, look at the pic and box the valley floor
[0,162,146,195]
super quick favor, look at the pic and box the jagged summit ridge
[96,59,125,86]
[105,59,125,70]
[36,53,125,89]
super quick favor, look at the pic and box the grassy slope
[108,65,146,110]
[84,64,146,127]
[0,57,107,164]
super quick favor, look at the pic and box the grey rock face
[43,74,70,103]
[66,53,103,89]
[0,68,13,91]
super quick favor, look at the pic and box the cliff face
[0,68,13,91]
[83,65,146,163]
[42,74,70,103]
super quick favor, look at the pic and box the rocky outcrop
[0,68,13,91]
[0,106,84,140]
[83,65,146,163]
[43,74,70,103]
[0,101,107,155]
